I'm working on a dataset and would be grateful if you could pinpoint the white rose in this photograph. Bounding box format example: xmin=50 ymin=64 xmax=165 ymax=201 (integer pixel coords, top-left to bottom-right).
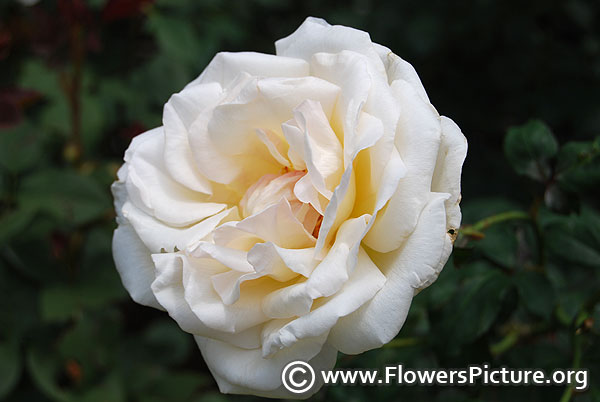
xmin=112 ymin=17 xmax=467 ymax=398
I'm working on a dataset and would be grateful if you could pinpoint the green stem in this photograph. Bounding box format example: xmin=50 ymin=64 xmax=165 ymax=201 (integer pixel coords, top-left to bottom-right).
xmin=558 ymin=325 xmax=584 ymax=402
xmin=384 ymin=337 xmax=421 ymax=348
xmin=490 ymin=329 xmax=520 ymax=356
xmin=460 ymin=210 xmax=531 ymax=237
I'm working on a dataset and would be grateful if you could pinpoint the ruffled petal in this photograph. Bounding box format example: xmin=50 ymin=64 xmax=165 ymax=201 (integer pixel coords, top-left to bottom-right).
xmin=373 ymin=44 xmax=430 ymax=103
xmin=163 ymin=82 xmax=222 ymax=193
xmin=150 ymin=253 xmax=262 ymax=349
xmin=188 ymin=76 xmax=340 ymax=191
xmin=315 ymin=111 xmax=382 ymax=255
xmin=125 ymin=127 xmax=226 ymax=226
xmin=262 ymin=247 xmax=385 ymax=357
xmin=328 ymin=192 xmax=450 ymax=354
xmin=235 ymin=198 xmax=316 ymax=249
xmin=196 ymin=334 xmax=337 ymax=398
xmin=248 ymin=242 xmax=318 ymax=279
xmin=275 ymin=17 xmax=384 ymax=75
xmin=262 ymin=215 xmax=369 ymax=319
xmin=122 ymin=202 xmax=235 ymax=253
xmin=187 ymin=52 xmax=309 ymax=87
xmin=282 ymin=99 xmax=343 ymax=198
xmin=432 ymin=116 xmax=468 ymax=231
xmin=182 ymin=253 xmax=278 ymax=333
xmin=112 ymin=223 xmax=163 ymax=310
xmin=363 ymin=79 xmax=442 ymax=252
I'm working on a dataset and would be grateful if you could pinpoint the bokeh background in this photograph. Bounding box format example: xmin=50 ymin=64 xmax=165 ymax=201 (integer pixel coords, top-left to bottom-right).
xmin=1 ymin=0 xmax=599 ymax=401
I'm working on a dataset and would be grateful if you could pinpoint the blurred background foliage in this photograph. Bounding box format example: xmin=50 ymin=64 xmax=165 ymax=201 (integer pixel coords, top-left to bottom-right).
xmin=0 ymin=0 xmax=599 ymax=401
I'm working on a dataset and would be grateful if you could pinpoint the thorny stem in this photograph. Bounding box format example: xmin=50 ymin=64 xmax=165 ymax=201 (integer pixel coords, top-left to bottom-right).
xmin=59 ymin=21 xmax=84 ymax=164
xmin=460 ymin=210 xmax=531 ymax=238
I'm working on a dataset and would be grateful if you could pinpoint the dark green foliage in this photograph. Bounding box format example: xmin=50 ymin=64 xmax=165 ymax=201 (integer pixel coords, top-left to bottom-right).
xmin=1 ymin=0 xmax=599 ymax=401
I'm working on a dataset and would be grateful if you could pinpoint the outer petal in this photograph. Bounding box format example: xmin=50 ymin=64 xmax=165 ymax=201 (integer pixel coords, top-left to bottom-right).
xmin=125 ymin=127 xmax=226 ymax=226
xmin=275 ymin=17 xmax=384 ymax=75
xmin=122 ymin=202 xmax=235 ymax=253
xmin=328 ymin=192 xmax=450 ymax=354
xmin=373 ymin=43 xmax=430 ymax=103
xmin=195 ymin=335 xmax=337 ymax=398
xmin=163 ymin=82 xmax=222 ymax=193
xmin=363 ymin=79 xmax=442 ymax=252
xmin=150 ymin=253 xmax=262 ymax=349
xmin=112 ymin=223 xmax=162 ymax=310
xmin=187 ymin=52 xmax=309 ymax=87
xmin=432 ymin=116 xmax=468 ymax=231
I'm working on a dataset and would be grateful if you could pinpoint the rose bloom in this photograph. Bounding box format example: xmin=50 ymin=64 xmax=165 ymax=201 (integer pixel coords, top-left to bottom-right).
xmin=112 ymin=17 xmax=467 ymax=398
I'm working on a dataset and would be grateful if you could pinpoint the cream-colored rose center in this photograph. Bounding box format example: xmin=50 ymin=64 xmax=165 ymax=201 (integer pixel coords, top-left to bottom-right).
xmin=239 ymin=169 xmax=323 ymax=237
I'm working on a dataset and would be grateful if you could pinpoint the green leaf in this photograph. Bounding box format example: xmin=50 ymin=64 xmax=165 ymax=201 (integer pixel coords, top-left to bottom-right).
xmin=40 ymin=271 xmax=126 ymax=323
xmin=80 ymin=373 xmax=125 ymax=402
xmin=556 ymin=291 xmax=588 ymax=325
xmin=18 ymin=169 xmax=110 ymax=226
xmin=27 ymin=347 xmax=72 ymax=402
xmin=0 ymin=208 xmax=36 ymax=245
xmin=504 ymin=119 xmax=558 ymax=181
xmin=0 ymin=259 xmax=39 ymax=335
xmin=425 ymin=258 xmax=460 ymax=309
xmin=476 ymin=224 xmax=518 ymax=268
xmin=541 ymin=206 xmax=600 ymax=269
xmin=439 ymin=265 xmax=512 ymax=345
xmin=0 ymin=122 xmax=43 ymax=172
xmin=140 ymin=372 xmax=205 ymax=402
xmin=143 ymin=320 xmax=192 ymax=366
xmin=191 ymin=392 xmax=229 ymax=402
xmin=514 ymin=271 xmax=555 ymax=319
xmin=19 ymin=61 xmax=70 ymax=136
xmin=40 ymin=287 xmax=81 ymax=322
xmin=147 ymin=13 xmax=200 ymax=67
xmin=0 ymin=338 xmax=22 ymax=399
xmin=556 ymin=137 xmax=600 ymax=193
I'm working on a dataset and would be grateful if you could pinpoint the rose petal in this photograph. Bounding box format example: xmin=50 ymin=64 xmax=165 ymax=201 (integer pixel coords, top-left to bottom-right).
xmin=112 ymin=223 xmax=163 ymax=310
xmin=182 ymin=253 xmax=279 ymax=332
xmin=363 ymin=79 xmax=442 ymax=252
xmin=248 ymin=242 xmax=318 ymax=279
xmin=255 ymin=128 xmax=291 ymax=167
xmin=163 ymin=82 xmax=222 ymax=193
xmin=235 ymin=198 xmax=316 ymax=249
xmin=262 ymin=215 xmax=369 ymax=318
xmin=122 ymin=202 xmax=235 ymax=253
xmin=195 ymin=333 xmax=337 ymax=397
xmin=262 ymin=247 xmax=385 ymax=357
xmin=124 ymin=127 xmax=226 ymax=226
xmin=282 ymin=99 xmax=343 ymax=198
xmin=150 ymin=253 xmax=262 ymax=349
xmin=373 ymin=43 xmax=430 ymax=103
xmin=187 ymin=52 xmax=309 ymax=88
xmin=432 ymin=116 xmax=468 ymax=231
xmin=328 ymin=192 xmax=450 ymax=354
xmin=276 ymin=17 xmax=384 ymax=75
xmin=189 ymin=76 xmax=340 ymax=190
xmin=315 ymin=111 xmax=382 ymax=255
